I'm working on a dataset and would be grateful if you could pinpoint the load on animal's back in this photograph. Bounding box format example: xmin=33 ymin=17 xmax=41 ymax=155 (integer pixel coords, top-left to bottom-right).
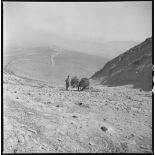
xmin=78 ymin=78 xmax=90 ymax=91
xmin=70 ymin=76 xmax=79 ymax=89
xmin=70 ymin=76 xmax=90 ymax=91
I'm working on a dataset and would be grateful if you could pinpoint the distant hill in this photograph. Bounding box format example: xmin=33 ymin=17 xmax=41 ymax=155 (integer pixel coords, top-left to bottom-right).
xmin=52 ymin=39 xmax=139 ymax=59
xmin=4 ymin=46 xmax=108 ymax=84
xmin=91 ymin=38 xmax=152 ymax=91
xmin=5 ymin=38 xmax=139 ymax=59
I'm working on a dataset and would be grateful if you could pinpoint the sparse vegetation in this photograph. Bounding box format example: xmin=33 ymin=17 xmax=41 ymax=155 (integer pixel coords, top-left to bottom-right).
xmin=132 ymin=59 xmax=140 ymax=65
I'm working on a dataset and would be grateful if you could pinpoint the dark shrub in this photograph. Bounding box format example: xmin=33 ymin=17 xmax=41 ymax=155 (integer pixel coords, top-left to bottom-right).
xmin=133 ymin=59 xmax=140 ymax=65
xmin=79 ymin=78 xmax=90 ymax=90
xmin=70 ymin=76 xmax=79 ymax=88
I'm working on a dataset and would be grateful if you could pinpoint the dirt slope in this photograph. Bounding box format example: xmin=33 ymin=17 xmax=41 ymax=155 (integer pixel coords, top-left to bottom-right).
xmin=91 ymin=38 xmax=152 ymax=91
xmin=3 ymin=72 xmax=152 ymax=153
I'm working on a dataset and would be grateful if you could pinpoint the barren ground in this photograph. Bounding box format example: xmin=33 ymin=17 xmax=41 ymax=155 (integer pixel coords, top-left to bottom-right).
xmin=3 ymin=72 xmax=152 ymax=153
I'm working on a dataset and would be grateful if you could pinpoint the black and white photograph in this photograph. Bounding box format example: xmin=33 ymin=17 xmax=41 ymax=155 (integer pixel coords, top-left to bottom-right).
xmin=3 ymin=1 xmax=153 ymax=153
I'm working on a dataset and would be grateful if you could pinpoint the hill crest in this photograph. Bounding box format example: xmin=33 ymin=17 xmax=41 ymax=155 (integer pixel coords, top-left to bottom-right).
xmin=91 ymin=37 xmax=152 ymax=91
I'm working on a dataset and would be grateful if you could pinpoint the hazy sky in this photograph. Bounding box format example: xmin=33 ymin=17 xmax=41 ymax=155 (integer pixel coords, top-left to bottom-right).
xmin=4 ymin=2 xmax=152 ymax=47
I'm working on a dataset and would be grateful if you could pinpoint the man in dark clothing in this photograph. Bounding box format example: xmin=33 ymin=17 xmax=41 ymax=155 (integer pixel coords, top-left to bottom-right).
xmin=65 ymin=75 xmax=70 ymax=90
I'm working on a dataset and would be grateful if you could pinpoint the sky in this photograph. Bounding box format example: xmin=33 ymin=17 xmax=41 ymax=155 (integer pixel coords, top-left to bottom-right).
xmin=4 ymin=2 xmax=152 ymax=47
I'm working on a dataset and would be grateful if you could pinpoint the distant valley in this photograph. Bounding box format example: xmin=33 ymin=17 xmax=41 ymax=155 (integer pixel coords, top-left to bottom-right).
xmin=4 ymin=46 xmax=108 ymax=84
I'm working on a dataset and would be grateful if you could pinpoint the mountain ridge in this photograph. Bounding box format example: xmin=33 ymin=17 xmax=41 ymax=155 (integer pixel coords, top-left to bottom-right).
xmin=91 ymin=37 xmax=152 ymax=91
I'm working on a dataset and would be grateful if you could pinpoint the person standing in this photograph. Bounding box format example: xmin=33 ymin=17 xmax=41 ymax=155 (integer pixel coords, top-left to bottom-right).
xmin=65 ymin=75 xmax=70 ymax=91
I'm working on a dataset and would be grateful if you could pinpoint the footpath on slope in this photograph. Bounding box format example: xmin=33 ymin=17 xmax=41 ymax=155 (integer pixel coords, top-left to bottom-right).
xmin=50 ymin=52 xmax=59 ymax=65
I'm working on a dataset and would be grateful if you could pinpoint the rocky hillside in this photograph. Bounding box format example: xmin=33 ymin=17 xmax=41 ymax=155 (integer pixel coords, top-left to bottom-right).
xmin=91 ymin=38 xmax=152 ymax=91
xmin=3 ymin=71 xmax=152 ymax=153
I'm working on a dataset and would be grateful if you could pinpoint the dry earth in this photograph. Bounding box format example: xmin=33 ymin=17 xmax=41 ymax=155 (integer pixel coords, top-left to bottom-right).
xmin=3 ymin=72 xmax=152 ymax=153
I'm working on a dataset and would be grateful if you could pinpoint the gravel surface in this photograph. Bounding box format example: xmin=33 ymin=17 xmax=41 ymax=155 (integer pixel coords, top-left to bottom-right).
xmin=3 ymin=72 xmax=152 ymax=153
